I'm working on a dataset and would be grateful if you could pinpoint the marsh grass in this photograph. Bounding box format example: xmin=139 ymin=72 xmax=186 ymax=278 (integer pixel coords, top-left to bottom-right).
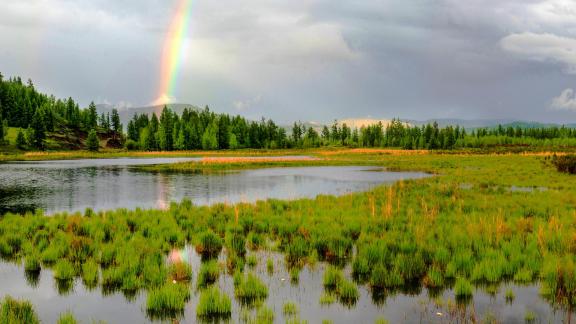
xmin=323 ymin=266 xmax=344 ymax=289
xmin=266 ymin=258 xmax=274 ymax=275
xmin=235 ymin=272 xmax=268 ymax=304
xmin=146 ymin=283 xmax=190 ymax=318
xmin=196 ymin=230 xmax=223 ymax=258
xmin=505 ymin=289 xmax=515 ymax=303
xmin=337 ymin=279 xmax=360 ymax=305
xmin=283 ymin=301 xmax=299 ymax=316
xmin=290 ymin=267 xmax=300 ymax=285
xmin=196 ymin=286 xmax=232 ymax=320
xmin=319 ymin=293 xmax=336 ymax=306
xmin=197 ymin=260 xmax=220 ymax=288
xmin=0 ymin=296 xmax=39 ymax=324
xmin=168 ymin=262 xmax=193 ymax=283
xmin=57 ymin=311 xmax=78 ymax=324
xmin=24 ymin=254 xmax=41 ymax=272
xmin=54 ymin=260 xmax=75 ymax=281
xmin=247 ymin=255 xmax=258 ymax=268
xmin=81 ymin=259 xmax=99 ymax=288
xmin=454 ymin=278 xmax=473 ymax=300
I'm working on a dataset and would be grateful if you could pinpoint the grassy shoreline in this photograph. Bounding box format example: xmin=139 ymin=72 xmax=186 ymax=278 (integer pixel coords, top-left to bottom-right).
xmin=1 ymin=146 xmax=573 ymax=162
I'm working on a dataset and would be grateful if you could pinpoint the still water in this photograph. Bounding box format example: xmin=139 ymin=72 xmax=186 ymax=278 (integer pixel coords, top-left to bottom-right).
xmin=0 ymin=249 xmax=569 ymax=324
xmin=0 ymin=157 xmax=430 ymax=215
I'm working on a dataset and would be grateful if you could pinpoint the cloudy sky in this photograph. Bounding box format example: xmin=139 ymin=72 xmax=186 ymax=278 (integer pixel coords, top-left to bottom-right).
xmin=1 ymin=0 xmax=576 ymax=123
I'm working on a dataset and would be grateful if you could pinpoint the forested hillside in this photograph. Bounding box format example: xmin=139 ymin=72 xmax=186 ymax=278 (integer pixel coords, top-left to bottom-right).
xmin=0 ymin=74 xmax=122 ymax=150
xmin=3 ymin=73 xmax=576 ymax=152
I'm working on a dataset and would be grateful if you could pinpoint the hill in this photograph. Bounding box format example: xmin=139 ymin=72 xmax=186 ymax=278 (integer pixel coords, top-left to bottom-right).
xmin=96 ymin=103 xmax=200 ymax=126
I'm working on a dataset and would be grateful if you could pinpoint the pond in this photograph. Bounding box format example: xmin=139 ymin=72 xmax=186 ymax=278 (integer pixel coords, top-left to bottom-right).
xmin=0 ymin=157 xmax=567 ymax=323
xmin=0 ymin=248 xmax=569 ymax=324
xmin=0 ymin=157 xmax=430 ymax=215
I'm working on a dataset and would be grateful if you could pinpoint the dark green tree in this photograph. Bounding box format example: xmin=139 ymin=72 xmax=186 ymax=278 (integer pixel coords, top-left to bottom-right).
xmin=15 ymin=129 xmax=26 ymax=149
xmin=87 ymin=102 xmax=98 ymax=129
xmin=30 ymin=110 xmax=45 ymax=150
xmin=86 ymin=129 xmax=99 ymax=151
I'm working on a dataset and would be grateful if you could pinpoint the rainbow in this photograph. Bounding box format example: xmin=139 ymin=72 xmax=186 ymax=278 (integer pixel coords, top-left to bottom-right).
xmin=157 ymin=0 xmax=193 ymax=105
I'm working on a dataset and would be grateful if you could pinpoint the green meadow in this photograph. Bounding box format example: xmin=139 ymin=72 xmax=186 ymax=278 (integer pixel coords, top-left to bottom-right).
xmin=1 ymin=149 xmax=575 ymax=322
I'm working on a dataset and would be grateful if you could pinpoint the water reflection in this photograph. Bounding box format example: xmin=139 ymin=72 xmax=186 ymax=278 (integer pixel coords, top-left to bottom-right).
xmin=0 ymin=159 xmax=430 ymax=215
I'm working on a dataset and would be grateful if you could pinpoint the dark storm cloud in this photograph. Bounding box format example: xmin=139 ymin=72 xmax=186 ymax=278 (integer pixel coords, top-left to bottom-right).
xmin=1 ymin=0 xmax=576 ymax=123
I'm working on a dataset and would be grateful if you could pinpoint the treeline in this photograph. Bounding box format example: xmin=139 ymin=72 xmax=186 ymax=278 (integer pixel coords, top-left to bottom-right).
xmin=126 ymin=107 xmax=288 ymax=150
xmin=0 ymin=74 xmax=122 ymax=149
xmin=4 ymin=73 xmax=576 ymax=151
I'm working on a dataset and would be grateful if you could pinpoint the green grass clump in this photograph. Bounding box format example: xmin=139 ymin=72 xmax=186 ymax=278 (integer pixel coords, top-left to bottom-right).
xmin=54 ymin=259 xmax=75 ymax=281
xmin=525 ymin=310 xmax=536 ymax=323
xmin=352 ymin=257 xmax=370 ymax=282
xmin=337 ymin=279 xmax=359 ymax=304
xmin=235 ymin=272 xmax=268 ymax=302
xmin=24 ymin=254 xmax=41 ymax=272
xmin=227 ymin=232 xmax=246 ymax=256
xmin=290 ymin=267 xmax=300 ymax=284
xmin=266 ymin=258 xmax=274 ymax=275
xmin=168 ymin=262 xmax=193 ymax=283
xmin=319 ymin=292 xmax=336 ymax=305
xmin=196 ymin=286 xmax=232 ymax=319
xmin=323 ymin=266 xmax=344 ymax=289
xmin=247 ymin=255 xmax=258 ymax=268
xmin=57 ymin=311 xmax=78 ymax=324
xmin=102 ymin=267 xmax=124 ymax=288
xmin=81 ymin=259 xmax=99 ymax=287
xmin=283 ymin=301 xmax=299 ymax=316
xmin=424 ymin=267 xmax=444 ymax=288
xmin=0 ymin=296 xmax=39 ymax=324
xmin=196 ymin=231 xmax=223 ymax=258
xmin=285 ymin=237 xmax=310 ymax=266
xmin=369 ymin=264 xmax=387 ymax=288
xmin=454 ymin=277 xmax=473 ymax=299
xmin=197 ymin=261 xmax=220 ymax=288
xmin=146 ymin=283 xmax=190 ymax=315
xmin=513 ymin=268 xmax=533 ymax=283
xmin=375 ymin=318 xmax=390 ymax=324
xmin=505 ymin=289 xmax=515 ymax=303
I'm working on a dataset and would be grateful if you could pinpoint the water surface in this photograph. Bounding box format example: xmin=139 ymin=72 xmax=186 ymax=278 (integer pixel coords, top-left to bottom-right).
xmin=0 ymin=158 xmax=429 ymax=215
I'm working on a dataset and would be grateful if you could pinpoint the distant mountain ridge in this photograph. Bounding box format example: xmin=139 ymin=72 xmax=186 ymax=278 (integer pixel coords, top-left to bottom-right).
xmin=95 ymin=103 xmax=200 ymax=126
xmin=95 ymin=103 xmax=576 ymax=131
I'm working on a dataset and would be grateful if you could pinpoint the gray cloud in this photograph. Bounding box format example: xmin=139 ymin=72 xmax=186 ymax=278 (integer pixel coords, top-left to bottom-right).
xmin=1 ymin=0 xmax=576 ymax=123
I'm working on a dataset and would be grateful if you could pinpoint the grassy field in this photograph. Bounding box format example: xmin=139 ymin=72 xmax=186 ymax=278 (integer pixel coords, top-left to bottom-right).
xmin=0 ymin=150 xmax=575 ymax=322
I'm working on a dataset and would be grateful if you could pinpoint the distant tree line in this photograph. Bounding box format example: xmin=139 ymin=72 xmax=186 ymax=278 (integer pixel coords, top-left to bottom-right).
xmin=0 ymin=73 xmax=122 ymax=150
xmin=3 ymin=73 xmax=576 ymax=151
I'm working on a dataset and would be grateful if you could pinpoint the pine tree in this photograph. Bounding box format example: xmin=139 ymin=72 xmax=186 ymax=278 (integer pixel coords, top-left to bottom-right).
xmin=30 ymin=110 xmax=45 ymax=150
xmin=86 ymin=129 xmax=99 ymax=151
xmin=87 ymin=102 xmax=98 ymax=129
xmin=111 ymin=108 xmax=122 ymax=134
xmin=202 ymin=120 xmax=219 ymax=150
xmin=15 ymin=129 xmax=26 ymax=149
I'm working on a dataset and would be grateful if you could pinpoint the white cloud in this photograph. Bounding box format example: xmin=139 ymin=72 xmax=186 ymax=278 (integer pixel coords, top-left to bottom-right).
xmin=151 ymin=94 xmax=177 ymax=106
xmin=500 ymin=32 xmax=576 ymax=73
xmin=550 ymin=88 xmax=576 ymax=111
xmin=233 ymin=95 xmax=262 ymax=111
